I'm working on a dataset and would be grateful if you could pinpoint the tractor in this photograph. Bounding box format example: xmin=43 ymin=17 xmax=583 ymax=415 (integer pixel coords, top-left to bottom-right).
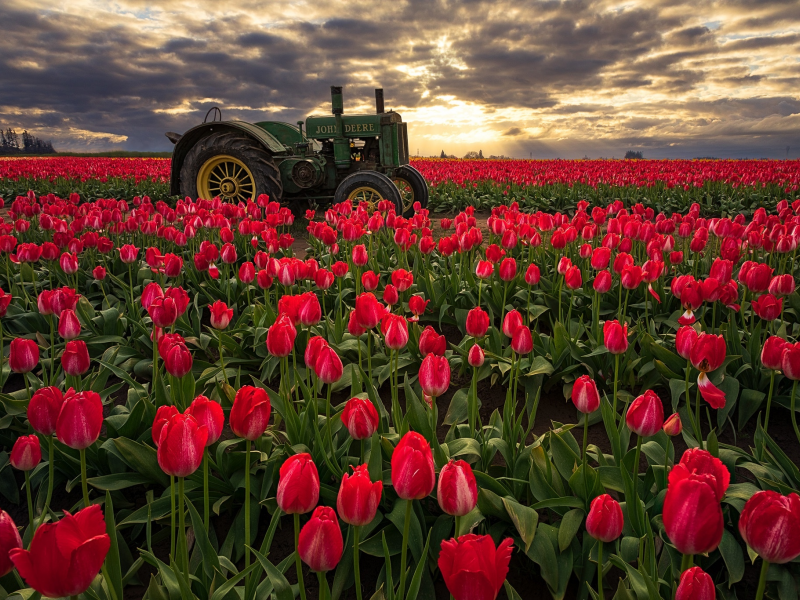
xmin=166 ymin=86 xmax=428 ymax=217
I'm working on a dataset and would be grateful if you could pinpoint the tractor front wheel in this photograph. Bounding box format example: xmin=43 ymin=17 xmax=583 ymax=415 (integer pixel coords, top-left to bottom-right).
xmin=334 ymin=171 xmax=403 ymax=214
xmin=392 ymin=165 xmax=429 ymax=218
xmin=180 ymin=131 xmax=282 ymax=203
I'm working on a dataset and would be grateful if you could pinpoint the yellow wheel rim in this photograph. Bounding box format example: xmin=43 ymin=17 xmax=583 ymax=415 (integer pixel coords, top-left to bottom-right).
xmin=392 ymin=177 xmax=415 ymax=214
xmin=347 ymin=186 xmax=385 ymax=213
xmin=197 ymin=154 xmax=255 ymax=202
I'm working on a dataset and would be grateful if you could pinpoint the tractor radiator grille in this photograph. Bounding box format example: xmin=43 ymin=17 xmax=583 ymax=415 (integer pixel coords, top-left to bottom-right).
xmin=397 ymin=123 xmax=409 ymax=165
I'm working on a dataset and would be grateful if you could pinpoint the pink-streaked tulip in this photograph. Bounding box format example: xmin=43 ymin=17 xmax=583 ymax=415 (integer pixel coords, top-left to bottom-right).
xmin=298 ymin=506 xmax=344 ymax=572
xmin=230 ymin=386 xmax=271 ymax=441
xmin=498 ymin=258 xmax=517 ymax=282
xmin=585 ymin=494 xmax=624 ymax=543
xmin=10 ymin=435 xmax=41 ymax=471
xmin=675 ymin=567 xmax=715 ymax=600
xmin=783 ymin=342 xmax=800 ymax=380
xmin=510 ymin=326 xmax=533 ymax=354
xmin=147 ymin=296 xmax=178 ymax=328
xmin=391 ymin=431 xmax=435 ymax=500
xmin=502 ymin=310 xmax=523 ymax=338
xmin=752 ymin=293 xmax=782 ymax=321
xmin=762 ymin=335 xmax=787 ymax=371
xmin=437 ymin=460 xmax=478 ymax=517
xmin=27 ymin=386 xmax=65 ymax=435
xmin=118 ymin=244 xmax=139 ymax=263
xmin=266 ymin=314 xmax=297 ymax=357
xmin=341 ymin=398 xmax=380 ymax=440
xmin=383 ymin=283 xmax=399 ymax=306
xmin=58 ymin=309 xmax=82 ymax=340
xmin=315 ymin=345 xmax=343 ymax=384
xmin=524 ymin=263 xmax=540 ymax=285
xmin=337 ymin=464 xmax=383 ymax=526
xmin=157 ymin=413 xmax=207 ymax=477
xmin=209 ymin=300 xmax=233 ymax=329
xmin=468 ymin=344 xmax=485 ymax=367
xmin=625 ymin=390 xmax=664 ymax=437
xmin=0 ymin=510 xmax=22 ymax=577
xmin=56 ymin=390 xmax=103 ymax=450
xmin=739 ymin=490 xmax=800 ymax=564
xmin=419 ymin=353 xmax=451 ymax=398
xmin=593 ymin=270 xmax=612 ymax=294
xmin=297 ymin=292 xmax=322 ymax=326
xmin=663 ymin=413 xmax=682 ymax=436
xmin=475 ymin=260 xmax=494 ymax=279
xmin=675 ymin=326 xmax=698 ymax=360
xmin=355 ymin=293 xmax=383 ymax=330
xmin=277 ymin=453 xmax=320 ymax=514
xmin=62 ymin=340 xmax=90 ymax=376
xmin=769 ymin=274 xmax=795 ymax=297
xmin=9 ymin=338 xmax=39 ymax=373
xmin=381 ymin=313 xmax=409 ymax=350
xmin=152 ymin=405 xmax=179 ymax=447
xmin=564 ymin=265 xmax=582 ymax=289
xmin=603 ymin=320 xmax=628 ymax=354
xmin=158 ymin=334 xmax=193 ymax=378
xmin=572 ymin=375 xmax=600 ymax=414
xmin=663 ymin=474 xmax=724 ymax=555
xmin=419 ymin=326 xmax=447 ymax=356
xmin=186 ymin=395 xmax=225 ymax=446
xmin=438 ymin=535 xmax=513 ymax=600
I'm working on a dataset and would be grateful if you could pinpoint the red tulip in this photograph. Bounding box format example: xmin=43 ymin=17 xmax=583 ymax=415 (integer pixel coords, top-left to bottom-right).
xmin=564 ymin=265 xmax=582 ymax=289
xmin=752 ymin=293 xmax=782 ymax=321
xmin=230 ymin=386 xmax=271 ymax=440
xmin=381 ymin=313 xmax=409 ymax=350
xmin=59 ymin=252 xmax=79 ymax=275
xmin=675 ymin=567 xmax=715 ymax=600
xmin=762 ymin=335 xmax=787 ymax=371
xmin=148 ymin=296 xmax=178 ymax=328
xmin=238 ymin=261 xmax=255 ymax=283
xmin=92 ymin=266 xmax=106 ymax=280
xmin=341 ymin=398 xmax=379 ymax=440
xmin=783 ymin=342 xmax=800 ymax=380
xmin=510 ymin=326 xmax=533 ymax=354
xmin=675 ymin=326 xmax=698 ymax=360
xmin=27 ymin=386 xmax=65 ymax=435
xmin=475 ymin=260 xmax=494 ymax=279
xmin=466 ymin=307 xmax=490 ymax=337
xmin=408 ymin=295 xmax=429 ymax=317
xmin=663 ymin=473 xmax=724 ymax=555
xmin=0 ymin=510 xmax=22 ymax=577
xmin=498 ymin=258 xmax=517 ymax=282
xmin=437 ymin=460 xmax=478 ymax=517
xmin=9 ymin=338 xmax=39 ymax=373
xmin=186 ymin=395 xmax=225 ymax=445
xmin=157 ymin=413 xmax=207 ymax=477
xmin=9 ymin=504 xmax=110 ymax=598
xmin=360 ymin=270 xmax=378 ymax=292
xmin=266 ymin=314 xmax=297 ymax=357
xmin=501 ymin=309 xmax=523 ymax=338
xmin=209 ymin=300 xmax=233 ymax=329
xmin=769 ymin=274 xmax=795 ymax=297
xmin=690 ymin=333 xmax=725 ymax=372
xmin=337 ymin=464 xmax=383 ymax=526
xmin=305 ymin=335 xmax=329 ymax=369
xmin=558 ymin=256 xmax=572 ymax=275
xmin=391 ymin=431 xmax=435 ymax=500
xmin=485 ymin=244 xmax=505 ymax=263
xmin=620 ymin=264 xmax=643 ymax=289
xmin=593 ymin=270 xmax=612 ymax=294
xmin=739 ymin=490 xmax=800 ymax=564
xmin=438 ymin=534 xmax=514 ymax=600
xmin=585 ymin=494 xmax=624 ymax=542
xmin=118 ymin=244 xmax=139 ymax=263
xmin=625 ymin=390 xmax=664 ymax=437
xmin=383 ymin=284 xmax=399 ymax=305
xmin=591 ymin=247 xmax=611 ymax=270
xmin=58 ymin=309 xmax=82 ymax=340
xmin=468 ymin=344 xmax=485 ymax=367
xmin=331 ymin=261 xmax=348 ymax=278
xmin=141 ymin=282 xmax=164 ymax=310
xmin=158 ymin=334 xmax=193 ymax=377
xmin=419 ymin=353 xmax=451 ymax=398
xmin=524 ymin=263 xmax=540 ymax=285
xmin=152 ymin=405 xmax=179 ymax=446
xmin=277 ymin=453 xmax=320 ymax=514
xmin=745 ymin=263 xmax=773 ymax=293
xmin=391 ymin=269 xmax=413 ymax=292
xmin=670 ymin=448 xmax=730 ymax=501
xmin=298 ymin=292 xmax=322 ymax=326
xmin=352 ymin=244 xmax=368 ymax=266
xmin=298 ymin=506 xmax=344 ymax=572
xmin=355 ymin=293 xmax=383 ymax=330
xmin=62 ymin=339 xmax=90 ymax=376
xmin=603 ymin=320 xmax=628 ymax=354
xmin=663 ymin=413 xmax=682 ymax=436
xmin=10 ymin=434 xmax=41 ymax=471
xmin=315 ymin=345 xmax=343 ymax=384
xmin=56 ymin=390 xmax=103 ymax=450
xmin=419 ymin=326 xmax=447 ymax=356
xmin=572 ymin=375 xmax=600 ymax=414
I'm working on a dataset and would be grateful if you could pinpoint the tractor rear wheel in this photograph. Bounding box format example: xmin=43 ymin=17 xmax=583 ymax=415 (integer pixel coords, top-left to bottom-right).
xmin=392 ymin=165 xmax=429 ymax=218
xmin=334 ymin=171 xmax=402 ymax=214
xmin=180 ymin=131 xmax=282 ymax=203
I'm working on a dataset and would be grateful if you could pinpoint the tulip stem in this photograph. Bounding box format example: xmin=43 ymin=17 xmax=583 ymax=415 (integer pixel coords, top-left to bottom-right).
xmin=612 ymin=354 xmax=620 ymax=420
xmin=397 ymin=500 xmax=413 ymax=600
xmin=24 ymin=470 xmax=33 ymax=533
xmin=79 ymin=448 xmax=90 ymax=508
xmin=683 ymin=359 xmax=698 ymax=441
xmin=244 ymin=439 xmax=251 ymax=574
xmin=41 ymin=436 xmax=54 ymax=527
xmin=454 ymin=515 xmax=461 ymax=538
xmin=763 ymin=369 xmax=776 ymax=439
xmin=170 ymin=475 xmax=176 ymax=560
xmin=353 ymin=525 xmax=362 ymax=600
xmin=694 ymin=384 xmax=703 ymax=450
xmin=218 ymin=333 xmax=226 ymax=386
xmin=663 ymin=437 xmax=671 ymax=490
xmin=179 ymin=477 xmax=189 ymax=587
xmin=203 ymin=449 xmax=210 ymax=532
xmin=632 ymin=435 xmax=643 ymax=489
xmin=790 ymin=381 xmax=800 ymax=447
xmin=755 ymin=559 xmax=770 ymax=600
xmin=317 ymin=571 xmax=330 ymax=600
xmin=48 ymin=314 xmax=55 ymax=384
xmin=582 ymin=414 xmax=590 ymax=507
xmin=469 ymin=364 xmax=478 ymax=436
xmin=500 ymin=282 xmax=508 ymax=328
xmin=597 ymin=541 xmax=604 ymax=600
xmin=679 ymin=553 xmax=693 ymax=574
xmin=294 ymin=513 xmax=307 ymax=600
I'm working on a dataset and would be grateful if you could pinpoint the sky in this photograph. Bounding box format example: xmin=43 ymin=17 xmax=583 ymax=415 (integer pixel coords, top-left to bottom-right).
xmin=1 ymin=0 xmax=799 ymax=158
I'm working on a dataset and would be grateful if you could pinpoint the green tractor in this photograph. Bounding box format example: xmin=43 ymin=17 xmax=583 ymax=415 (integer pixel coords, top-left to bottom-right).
xmin=166 ymin=86 xmax=427 ymax=216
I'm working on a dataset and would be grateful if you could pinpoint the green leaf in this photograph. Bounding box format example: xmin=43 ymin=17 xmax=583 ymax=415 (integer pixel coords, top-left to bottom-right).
xmin=186 ymin=497 xmax=221 ymax=581
xmin=104 ymin=492 xmax=124 ymax=600
xmin=209 ymin=562 xmax=259 ymax=600
xmin=503 ymin=581 xmax=524 ymax=600
xmin=557 ymin=509 xmax=584 ymax=553
xmin=719 ymin=529 xmax=744 ymax=587
xmin=527 ymin=525 xmax=559 ymax=591
xmin=112 ymin=437 xmax=169 ymax=487
xmin=502 ymin=498 xmax=539 ymax=553
xmin=250 ymin=547 xmax=293 ymax=600
xmin=406 ymin=529 xmax=432 ymax=600
xmin=88 ymin=473 xmax=152 ymax=491
xmin=738 ymin=389 xmax=765 ymax=430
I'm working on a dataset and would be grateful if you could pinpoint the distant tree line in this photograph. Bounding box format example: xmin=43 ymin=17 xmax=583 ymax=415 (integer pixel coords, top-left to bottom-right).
xmin=0 ymin=128 xmax=56 ymax=155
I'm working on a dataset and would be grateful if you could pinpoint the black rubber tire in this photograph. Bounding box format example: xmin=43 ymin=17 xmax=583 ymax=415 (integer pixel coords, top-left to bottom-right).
xmin=393 ymin=165 xmax=429 ymax=218
xmin=333 ymin=171 xmax=403 ymax=213
xmin=179 ymin=130 xmax=283 ymax=202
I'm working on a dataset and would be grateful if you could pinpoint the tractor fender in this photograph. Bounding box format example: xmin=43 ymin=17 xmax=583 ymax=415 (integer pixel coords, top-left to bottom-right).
xmin=169 ymin=121 xmax=287 ymax=196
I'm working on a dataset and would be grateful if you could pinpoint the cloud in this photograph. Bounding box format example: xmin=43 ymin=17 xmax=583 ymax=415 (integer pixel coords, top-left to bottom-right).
xmin=0 ymin=0 xmax=798 ymax=157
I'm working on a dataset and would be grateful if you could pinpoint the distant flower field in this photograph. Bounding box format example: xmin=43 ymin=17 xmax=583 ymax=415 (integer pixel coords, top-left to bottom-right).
xmin=1 ymin=157 xmax=799 ymax=214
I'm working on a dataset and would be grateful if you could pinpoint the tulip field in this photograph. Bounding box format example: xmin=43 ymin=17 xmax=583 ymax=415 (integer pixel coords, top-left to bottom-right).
xmin=0 ymin=160 xmax=799 ymax=600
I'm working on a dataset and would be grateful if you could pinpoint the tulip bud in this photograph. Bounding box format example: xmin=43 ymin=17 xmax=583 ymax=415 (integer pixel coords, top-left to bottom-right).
xmin=315 ymin=345 xmax=343 ymax=384
xmin=586 ymin=494 xmax=624 ymax=542
xmin=739 ymin=490 xmax=800 ymax=564
xmin=498 ymin=258 xmax=517 ymax=282
xmin=10 ymin=435 xmax=41 ymax=471
xmin=209 ymin=300 xmax=233 ymax=329
xmin=783 ymin=342 xmax=800 ymax=380
xmin=762 ymin=335 xmax=787 ymax=371
xmin=62 ymin=340 xmax=90 ymax=376
xmin=675 ymin=326 xmax=698 ymax=360
xmin=593 ymin=270 xmax=612 ymax=294
xmin=186 ymin=395 xmax=225 ymax=446
xmin=58 ymin=309 xmax=82 ymax=340
xmin=437 ymin=460 xmax=478 ymax=517
xmin=383 ymin=284 xmax=399 ymax=305
xmin=663 ymin=413 xmax=682 ymax=436
xmin=381 ymin=313 xmax=408 ymax=350
xmin=230 ymin=386 xmax=271 ymax=441
xmin=468 ymin=344 xmax=485 ymax=368
xmin=28 ymin=386 xmax=65 ymax=435
xmin=419 ymin=353 xmax=451 ymax=398
xmin=266 ymin=314 xmax=297 ymax=357
xmin=438 ymin=535 xmax=513 ymax=600
xmin=298 ymin=506 xmax=344 ymax=573
xmin=341 ymin=398 xmax=379 ymax=440
xmin=564 ymin=265 xmax=582 ymax=290
xmin=337 ymin=464 xmax=383 ymax=526
xmin=297 ymin=292 xmax=322 ymax=326
xmin=157 ymin=413 xmax=207 ymax=477
xmin=0 ymin=510 xmax=22 ymax=577
xmin=502 ymin=310 xmax=523 ymax=338
xmin=625 ymin=390 xmax=664 ymax=437
xmin=277 ymin=453 xmax=320 ymax=514
xmin=510 ymin=326 xmax=533 ymax=354
xmin=56 ymin=390 xmax=103 ymax=450
xmin=572 ymin=375 xmax=600 ymax=414
xmin=391 ymin=431 xmax=435 ymax=500
xmin=9 ymin=338 xmax=39 ymax=373
xmin=158 ymin=334 xmax=193 ymax=378
xmin=675 ymin=567 xmax=715 ymax=600
xmin=466 ymin=307 xmax=490 ymax=338
xmin=603 ymin=320 xmax=628 ymax=354
xmin=355 ymin=293 xmax=383 ymax=330
xmin=419 ymin=326 xmax=447 ymax=356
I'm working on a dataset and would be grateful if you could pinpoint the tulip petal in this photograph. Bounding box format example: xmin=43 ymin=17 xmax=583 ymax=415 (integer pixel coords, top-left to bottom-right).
xmin=698 ymin=373 xmax=726 ymax=409
xmin=647 ymin=284 xmax=661 ymax=303
xmin=677 ymin=310 xmax=696 ymax=326
xmin=65 ymin=534 xmax=111 ymax=596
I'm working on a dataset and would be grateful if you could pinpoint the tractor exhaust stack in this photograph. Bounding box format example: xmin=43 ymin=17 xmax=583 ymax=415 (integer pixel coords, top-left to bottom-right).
xmin=330 ymin=86 xmax=349 ymax=169
xmin=375 ymin=89 xmax=384 ymax=114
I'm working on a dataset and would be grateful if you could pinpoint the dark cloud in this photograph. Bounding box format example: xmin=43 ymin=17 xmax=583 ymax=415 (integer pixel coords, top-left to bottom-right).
xmin=0 ymin=0 xmax=799 ymax=157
